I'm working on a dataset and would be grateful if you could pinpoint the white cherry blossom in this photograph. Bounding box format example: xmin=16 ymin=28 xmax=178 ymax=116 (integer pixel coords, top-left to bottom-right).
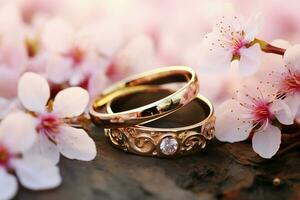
xmin=269 ymin=44 xmax=300 ymax=117
xmin=215 ymin=81 xmax=295 ymax=158
xmin=0 ymin=111 xmax=61 ymax=200
xmin=40 ymin=17 xmax=102 ymax=86
xmin=39 ymin=17 xmax=156 ymax=98
xmin=199 ymin=13 xmax=263 ymax=76
xmin=18 ymin=72 xmax=97 ymax=164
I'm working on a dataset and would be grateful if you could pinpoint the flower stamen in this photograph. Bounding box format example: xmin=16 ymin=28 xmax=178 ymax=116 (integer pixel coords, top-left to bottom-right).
xmin=38 ymin=114 xmax=61 ymax=137
xmin=65 ymin=46 xmax=85 ymax=65
xmin=252 ymin=102 xmax=273 ymax=124
xmin=281 ymin=70 xmax=300 ymax=95
xmin=0 ymin=145 xmax=10 ymax=167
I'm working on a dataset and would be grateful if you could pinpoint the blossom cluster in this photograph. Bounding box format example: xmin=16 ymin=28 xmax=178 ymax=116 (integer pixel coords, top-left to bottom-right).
xmin=199 ymin=13 xmax=300 ymax=158
xmin=0 ymin=72 xmax=97 ymax=199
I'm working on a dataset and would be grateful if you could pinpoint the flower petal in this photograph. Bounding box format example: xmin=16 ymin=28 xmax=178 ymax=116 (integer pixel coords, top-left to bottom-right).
xmin=239 ymin=44 xmax=261 ymax=76
xmin=237 ymin=79 xmax=278 ymax=104
xmin=52 ymin=87 xmax=89 ymax=118
xmin=284 ymin=44 xmax=300 ymax=68
xmin=41 ymin=17 xmax=74 ymax=53
xmin=0 ymin=67 xmax=19 ymax=99
xmin=215 ymin=100 xmax=251 ymax=142
xmin=45 ymin=54 xmax=73 ymax=84
xmin=18 ymin=72 xmax=50 ymax=112
xmin=56 ymin=126 xmax=96 ymax=161
xmin=284 ymin=94 xmax=300 ymax=119
xmin=0 ymin=98 xmax=10 ymax=119
xmin=25 ymin=133 xmax=60 ymax=165
xmin=114 ymin=35 xmax=156 ymax=76
xmin=252 ymin=125 xmax=281 ymax=159
xmin=198 ymin=37 xmax=233 ymax=74
xmin=0 ymin=167 xmax=18 ymax=200
xmin=88 ymin=71 xmax=109 ymax=98
xmin=12 ymin=156 xmax=61 ymax=190
xmin=0 ymin=111 xmax=37 ymax=153
xmin=271 ymin=99 xmax=295 ymax=125
xmin=212 ymin=13 xmax=245 ymax=33
xmin=244 ymin=12 xmax=264 ymax=42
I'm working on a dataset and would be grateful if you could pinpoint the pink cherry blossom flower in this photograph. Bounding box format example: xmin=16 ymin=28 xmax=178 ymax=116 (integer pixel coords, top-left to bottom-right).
xmin=40 ymin=17 xmax=156 ymax=97
xmin=199 ymin=13 xmax=263 ymax=76
xmin=269 ymin=44 xmax=300 ymax=117
xmin=84 ymin=31 xmax=156 ymax=97
xmin=0 ymin=111 xmax=61 ymax=200
xmin=215 ymin=81 xmax=295 ymax=158
xmin=18 ymin=72 xmax=97 ymax=164
xmin=40 ymin=17 xmax=100 ymax=86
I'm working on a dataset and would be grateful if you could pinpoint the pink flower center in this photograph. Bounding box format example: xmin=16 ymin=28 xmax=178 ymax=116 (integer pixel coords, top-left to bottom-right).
xmin=106 ymin=60 xmax=118 ymax=80
xmin=66 ymin=46 xmax=85 ymax=65
xmin=38 ymin=114 xmax=61 ymax=136
xmin=105 ymin=58 xmax=129 ymax=81
xmin=252 ymin=102 xmax=273 ymax=124
xmin=232 ymin=38 xmax=245 ymax=56
xmin=281 ymin=71 xmax=300 ymax=95
xmin=212 ymin=16 xmax=248 ymax=58
xmin=0 ymin=145 xmax=10 ymax=167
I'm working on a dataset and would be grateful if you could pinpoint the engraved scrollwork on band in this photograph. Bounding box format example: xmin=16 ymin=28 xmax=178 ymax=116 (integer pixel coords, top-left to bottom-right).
xmin=181 ymin=131 xmax=207 ymax=152
xmin=201 ymin=116 xmax=216 ymax=140
xmin=105 ymin=115 xmax=215 ymax=157
xmin=105 ymin=129 xmax=130 ymax=151
xmin=131 ymin=133 xmax=156 ymax=154
xmin=124 ymin=127 xmax=157 ymax=154
xmin=105 ymin=128 xmax=157 ymax=154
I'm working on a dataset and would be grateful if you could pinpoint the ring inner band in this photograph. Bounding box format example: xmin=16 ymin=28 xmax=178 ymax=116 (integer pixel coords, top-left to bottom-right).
xmin=107 ymin=89 xmax=212 ymax=131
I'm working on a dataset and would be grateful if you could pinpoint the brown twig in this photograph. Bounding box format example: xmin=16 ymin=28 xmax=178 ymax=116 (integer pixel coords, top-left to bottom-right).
xmin=262 ymin=43 xmax=286 ymax=55
xmin=252 ymin=38 xmax=286 ymax=55
xmin=64 ymin=113 xmax=93 ymax=132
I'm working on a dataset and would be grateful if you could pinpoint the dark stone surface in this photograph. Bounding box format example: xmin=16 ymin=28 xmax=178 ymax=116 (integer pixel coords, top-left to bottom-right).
xmin=15 ymin=127 xmax=300 ymax=200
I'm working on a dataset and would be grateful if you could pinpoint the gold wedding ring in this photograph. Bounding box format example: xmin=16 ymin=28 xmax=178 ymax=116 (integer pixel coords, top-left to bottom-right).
xmin=89 ymin=66 xmax=215 ymax=157
xmin=104 ymin=87 xmax=215 ymax=157
xmin=90 ymin=66 xmax=198 ymax=128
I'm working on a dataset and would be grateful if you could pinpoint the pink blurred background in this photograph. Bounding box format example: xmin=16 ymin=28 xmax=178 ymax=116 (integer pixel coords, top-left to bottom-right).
xmin=0 ymin=0 xmax=299 ymax=104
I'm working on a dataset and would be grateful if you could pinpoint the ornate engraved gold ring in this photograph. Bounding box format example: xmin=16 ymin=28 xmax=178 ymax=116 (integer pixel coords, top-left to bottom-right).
xmin=104 ymin=88 xmax=215 ymax=158
xmin=90 ymin=66 xmax=198 ymax=128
